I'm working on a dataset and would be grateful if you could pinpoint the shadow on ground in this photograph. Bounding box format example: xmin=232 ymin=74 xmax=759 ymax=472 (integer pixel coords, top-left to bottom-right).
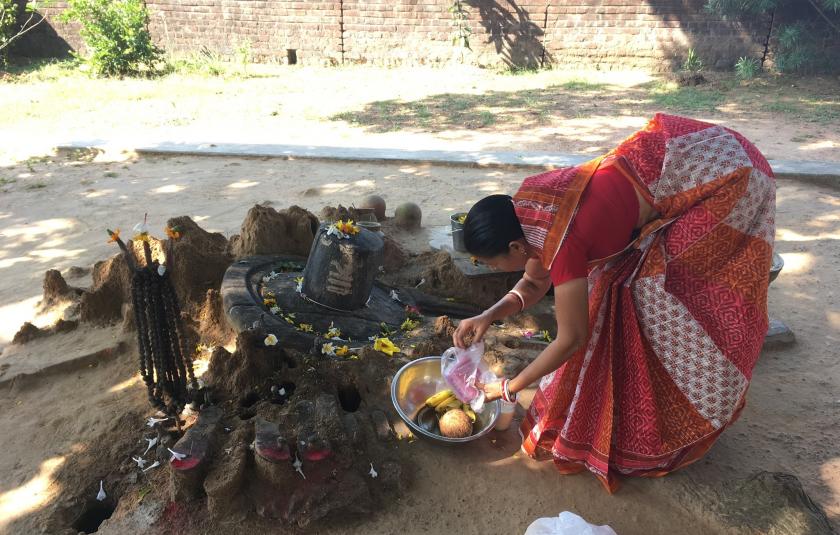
xmin=330 ymin=76 xmax=840 ymax=135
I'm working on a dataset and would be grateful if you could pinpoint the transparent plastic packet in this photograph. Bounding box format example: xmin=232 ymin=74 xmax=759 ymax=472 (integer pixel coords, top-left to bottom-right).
xmin=440 ymin=341 xmax=496 ymax=412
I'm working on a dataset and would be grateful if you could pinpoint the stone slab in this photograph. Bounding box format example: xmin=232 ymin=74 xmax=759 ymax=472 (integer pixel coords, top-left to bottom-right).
xmin=57 ymin=141 xmax=840 ymax=190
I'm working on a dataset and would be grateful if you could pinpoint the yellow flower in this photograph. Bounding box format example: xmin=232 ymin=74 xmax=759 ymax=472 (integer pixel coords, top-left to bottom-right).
xmin=335 ymin=219 xmax=360 ymax=235
xmin=107 ymin=228 xmax=120 ymax=243
xmin=133 ymin=232 xmax=150 ymax=243
xmin=298 ymin=323 xmax=314 ymax=333
xmin=164 ymin=225 xmax=182 ymax=240
xmin=264 ymin=334 xmax=278 ymax=346
xmin=335 ymin=345 xmax=351 ymax=357
xmin=373 ymin=337 xmax=400 ymax=357
xmin=263 ymin=297 xmax=277 ymax=307
xmin=456 ymin=214 xmax=467 ymax=224
xmin=401 ymin=318 xmax=419 ymax=331
xmin=539 ymin=330 xmax=553 ymax=343
xmin=326 ymin=323 xmax=342 ymax=339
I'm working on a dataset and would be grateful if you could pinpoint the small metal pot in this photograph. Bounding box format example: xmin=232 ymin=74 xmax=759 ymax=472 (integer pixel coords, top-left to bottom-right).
xmin=450 ymin=212 xmax=468 ymax=253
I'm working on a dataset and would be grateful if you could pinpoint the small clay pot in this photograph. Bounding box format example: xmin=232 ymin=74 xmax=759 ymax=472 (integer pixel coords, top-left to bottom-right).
xmin=360 ymin=195 xmax=386 ymax=221
xmin=357 ymin=220 xmax=383 ymax=236
xmin=354 ymin=207 xmax=378 ymax=223
xmin=394 ymin=202 xmax=422 ymax=230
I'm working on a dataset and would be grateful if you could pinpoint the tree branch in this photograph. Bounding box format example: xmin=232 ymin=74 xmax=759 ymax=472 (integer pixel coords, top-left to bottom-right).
xmin=806 ymin=0 xmax=840 ymax=34
xmin=0 ymin=11 xmax=47 ymax=52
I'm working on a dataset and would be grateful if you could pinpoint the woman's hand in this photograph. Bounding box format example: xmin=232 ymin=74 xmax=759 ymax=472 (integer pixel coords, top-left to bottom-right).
xmin=452 ymin=313 xmax=493 ymax=348
xmin=475 ymin=379 xmax=503 ymax=402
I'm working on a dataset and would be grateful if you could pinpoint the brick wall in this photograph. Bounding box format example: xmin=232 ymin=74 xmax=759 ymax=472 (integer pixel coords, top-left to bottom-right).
xmin=19 ymin=1 xmax=770 ymax=71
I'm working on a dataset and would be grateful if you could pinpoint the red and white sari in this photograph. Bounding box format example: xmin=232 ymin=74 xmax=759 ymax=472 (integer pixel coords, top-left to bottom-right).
xmin=513 ymin=114 xmax=776 ymax=492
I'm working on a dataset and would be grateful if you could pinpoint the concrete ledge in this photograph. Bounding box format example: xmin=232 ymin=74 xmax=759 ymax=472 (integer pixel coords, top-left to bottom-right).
xmin=56 ymin=141 xmax=840 ymax=189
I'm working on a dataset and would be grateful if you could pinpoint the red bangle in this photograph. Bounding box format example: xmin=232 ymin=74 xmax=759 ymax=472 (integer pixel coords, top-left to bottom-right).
xmin=500 ymin=379 xmax=516 ymax=403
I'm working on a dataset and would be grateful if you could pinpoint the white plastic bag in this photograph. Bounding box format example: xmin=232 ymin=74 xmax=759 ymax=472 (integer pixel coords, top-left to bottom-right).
xmin=524 ymin=512 xmax=617 ymax=535
xmin=440 ymin=342 xmax=495 ymax=412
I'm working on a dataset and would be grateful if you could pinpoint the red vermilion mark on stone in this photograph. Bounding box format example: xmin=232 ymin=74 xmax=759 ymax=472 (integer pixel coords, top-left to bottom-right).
xmin=301 ymin=448 xmax=332 ymax=462
xmin=171 ymin=457 xmax=201 ymax=471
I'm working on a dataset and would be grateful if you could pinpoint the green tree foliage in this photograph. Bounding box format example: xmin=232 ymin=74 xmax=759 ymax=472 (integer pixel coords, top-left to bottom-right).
xmin=60 ymin=0 xmax=162 ymax=76
xmin=1 ymin=0 xmax=51 ymax=65
xmin=706 ymin=0 xmax=840 ymax=73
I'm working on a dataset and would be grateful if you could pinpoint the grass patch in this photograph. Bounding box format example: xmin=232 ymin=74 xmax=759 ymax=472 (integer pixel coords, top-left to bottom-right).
xmin=647 ymin=82 xmax=726 ymax=111
xmin=760 ymin=98 xmax=840 ymax=124
xmin=560 ymin=78 xmax=608 ymax=91
xmin=25 ymin=182 xmax=47 ymax=190
xmin=478 ymin=110 xmax=496 ymax=127
xmin=761 ymin=101 xmax=801 ymax=114
xmin=104 ymin=171 xmax=119 ymax=178
xmin=330 ymin=83 xmax=609 ymax=132
xmin=0 ymin=177 xmax=16 ymax=186
xmin=2 ymin=58 xmax=83 ymax=83
xmin=500 ymin=65 xmax=542 ymax=76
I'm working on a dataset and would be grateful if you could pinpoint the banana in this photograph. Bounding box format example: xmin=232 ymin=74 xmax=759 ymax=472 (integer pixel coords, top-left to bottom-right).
xmin=435 ymin=398 xmax=462 ymax=414
xmin=424 ymin=389 xmax=454 ymax=408
xmin=462 ymin=404 xmax=477 ymax=423
xmin=435 ymin=394 xmax=458 ymax=410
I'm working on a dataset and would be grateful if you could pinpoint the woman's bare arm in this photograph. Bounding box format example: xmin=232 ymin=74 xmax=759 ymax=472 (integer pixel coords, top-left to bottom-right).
xmin=507 ymin=277 xmax=589 ymax=395
xmin=483 ymin=257 xmax=552 ymax=322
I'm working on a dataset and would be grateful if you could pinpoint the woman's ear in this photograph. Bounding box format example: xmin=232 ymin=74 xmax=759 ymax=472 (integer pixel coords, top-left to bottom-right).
xmin=508 ymin=240 xmax=527 ymax=256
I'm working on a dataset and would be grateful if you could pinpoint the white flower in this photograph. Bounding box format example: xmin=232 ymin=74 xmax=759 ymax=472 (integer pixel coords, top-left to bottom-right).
xmin=146 ymin=417 xmax=169 ymax=428
xmin=132 ymin=456 xmax=148 ymax=469
xmin=224 ymin=447 xmax=233 ymax=455
xmin=279 ymin=387 xmax=286 ymax=396
xmin=293 ymin=454 xmax=306 ymax=479
xmin=368 ymin=335 xmax=378 ymax=342
xmin=168 ymin=448 xmax=187 ymax=462
xmin=142 ymin=461 xmax=160 ymax=472
xmin=142 ymin=437 xmax=158 ymax=456
xmin=133 ymin=221 xmax=149 ymax=235
xmin=322 ymin=343 xmax=336 ymax=356
xmin=270 ymin=306 xmax=281 ymax=315
xmin=369 ymin=463 xmax=378 ymax=479
xmin=390 ymin=290 xmax=401 ymax=302
xmin=157 ymin=264 xmax=166 ymax=276
xmin=96 ymin=480 xmax=106 ymax=501
xmin=326 ymin=322 xmax=342 ymax=339
xmin=264 ymin=334 xmax=278 ymax=346
xmin=326 ymin=225 xmax=347 ymax=240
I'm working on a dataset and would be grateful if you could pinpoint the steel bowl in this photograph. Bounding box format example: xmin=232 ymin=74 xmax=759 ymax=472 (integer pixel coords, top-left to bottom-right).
xmin=769 ymin=252 xmax=784 ymax=285
xmin=391 ymin=356 xmax=500 ymax=443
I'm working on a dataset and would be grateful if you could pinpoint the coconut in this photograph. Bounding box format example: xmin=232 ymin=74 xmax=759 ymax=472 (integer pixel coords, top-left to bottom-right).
xmin=394 ymin=202 xmax=422 ymax=230
xmin=438 ymin=409 xmax=473 ymax=438
xmin=361 ymin=194 xmax=387 ymax=221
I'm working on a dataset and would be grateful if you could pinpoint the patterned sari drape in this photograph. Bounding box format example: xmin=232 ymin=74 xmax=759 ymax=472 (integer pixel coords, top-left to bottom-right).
xmin=516 ymin=114 xmax=776 ymax=492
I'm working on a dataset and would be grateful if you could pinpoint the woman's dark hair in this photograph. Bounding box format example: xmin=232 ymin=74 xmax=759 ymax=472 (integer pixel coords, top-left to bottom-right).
xmin=463 ymin=194 xmax=525 ymax=257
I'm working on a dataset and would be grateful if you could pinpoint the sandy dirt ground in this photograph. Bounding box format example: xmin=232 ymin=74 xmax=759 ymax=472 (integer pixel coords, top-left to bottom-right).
xmin=1 ymin=66 xmax=838 ymax=167
xmin=0 ymin=155 xmax=838 ymax=534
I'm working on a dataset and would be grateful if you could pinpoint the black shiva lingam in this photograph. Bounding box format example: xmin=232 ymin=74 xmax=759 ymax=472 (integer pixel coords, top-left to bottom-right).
xmin=221 ymin=221 xmax=407 ymax=351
